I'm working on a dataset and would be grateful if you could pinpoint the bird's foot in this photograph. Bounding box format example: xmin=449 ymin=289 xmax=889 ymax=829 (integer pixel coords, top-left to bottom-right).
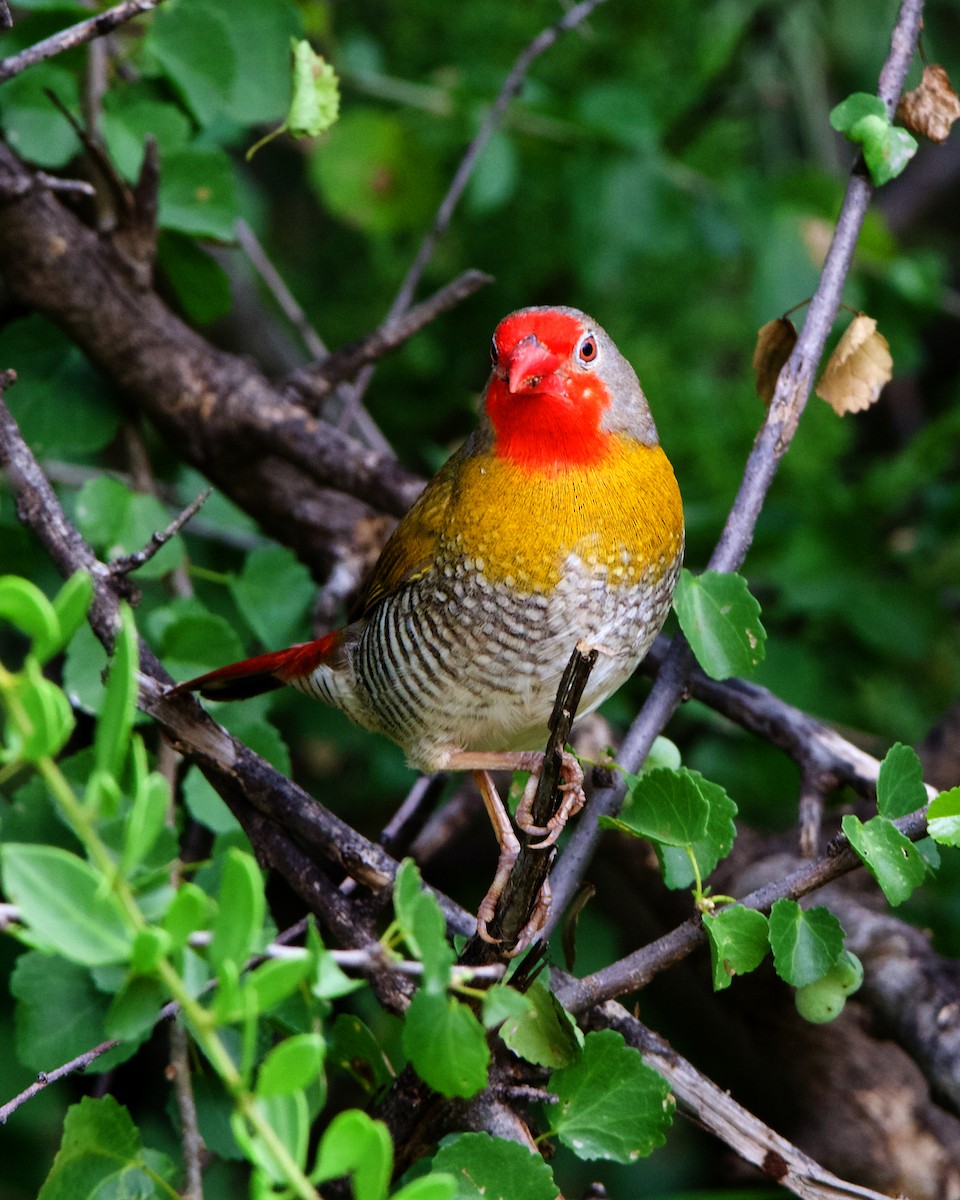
xmin=515 ymin=751 xmax=586 ymax=848
xmin=476 ymin=868 xmax=551 ymax=956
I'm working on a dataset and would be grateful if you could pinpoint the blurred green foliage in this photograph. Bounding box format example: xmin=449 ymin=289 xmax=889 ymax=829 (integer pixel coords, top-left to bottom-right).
xmin=1 ymin=0 xmax=959 ymax=1196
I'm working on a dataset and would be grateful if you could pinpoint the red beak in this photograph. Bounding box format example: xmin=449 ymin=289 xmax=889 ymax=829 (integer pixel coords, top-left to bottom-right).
xmin=506 ymin=335 xmax=564 ymax=397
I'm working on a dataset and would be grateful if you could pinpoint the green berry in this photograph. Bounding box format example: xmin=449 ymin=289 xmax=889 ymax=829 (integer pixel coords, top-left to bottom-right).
xmin=828 ymin=950 xmax=864 ymax=996
xmin=795 ymin=981 xmax=847 ymax=1024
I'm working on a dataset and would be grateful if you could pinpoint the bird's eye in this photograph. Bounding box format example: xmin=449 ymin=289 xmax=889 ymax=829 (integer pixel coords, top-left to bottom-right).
xmin=576 ymin=333 xmax=598 ymax=366
xmin=490 ymin=338 xmax=500 ymax=367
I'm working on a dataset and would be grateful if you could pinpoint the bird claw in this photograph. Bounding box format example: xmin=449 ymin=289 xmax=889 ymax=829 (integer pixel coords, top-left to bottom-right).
xmin=515 ymin=751 xmax=585 ymax=846
xmin=476 ymin=876 xmax=551 ymax=957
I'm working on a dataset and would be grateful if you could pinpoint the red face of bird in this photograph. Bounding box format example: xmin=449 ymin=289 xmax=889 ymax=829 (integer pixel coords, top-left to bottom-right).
xmin=483 ymin=306 xmax=659 ymax=471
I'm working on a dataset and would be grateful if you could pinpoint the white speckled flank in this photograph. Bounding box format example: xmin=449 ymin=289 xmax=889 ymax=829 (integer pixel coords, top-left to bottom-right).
xmin=292 ymin=541 xmax=682 ymax=772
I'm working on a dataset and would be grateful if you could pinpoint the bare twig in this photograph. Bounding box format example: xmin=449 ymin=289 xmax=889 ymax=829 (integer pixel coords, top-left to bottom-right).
xmin=235 ymin=218 xmax=328 ymax=363
xmin=0 ymin=0 xmax=164 ymax=86
xmin=110 ymin=488 xmax=210 ymax=577
xmin=284 ymin=269 xmax=493 ymax=410
xmin=0 ymin=1037 xmax=124 ymax=1125
xmin=0 ymin=2 xmax=13 ymax=33
xmin=460 ymin=644 xmax=598 ymax=962
xmin=339 ymin=0 xmax=611 ymax=422
xmin=234 ymin=218 xmax=393 ymax=457
xmin=547 ymin=0 xmax=926 ymax=922
xmin=169 ymin=1021 xmax=204 ymax=1200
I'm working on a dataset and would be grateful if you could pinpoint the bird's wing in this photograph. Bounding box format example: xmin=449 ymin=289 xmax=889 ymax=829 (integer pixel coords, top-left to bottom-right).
xmin=356 ymin=448 xmax=462 ymax=616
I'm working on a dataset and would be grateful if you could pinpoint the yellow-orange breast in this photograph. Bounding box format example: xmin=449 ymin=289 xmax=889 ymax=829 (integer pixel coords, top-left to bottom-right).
xmin=299 ymin=434 xmax=684 ymax=770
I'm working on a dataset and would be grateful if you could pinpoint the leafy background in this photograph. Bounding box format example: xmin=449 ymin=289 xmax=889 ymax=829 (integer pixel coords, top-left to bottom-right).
xmin=1 ymin=0 xmax=959 ymax=1196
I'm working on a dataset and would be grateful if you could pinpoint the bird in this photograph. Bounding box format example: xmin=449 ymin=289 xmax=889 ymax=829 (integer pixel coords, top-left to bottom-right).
xmin=174 ymin=306 xmax=684 ymax=945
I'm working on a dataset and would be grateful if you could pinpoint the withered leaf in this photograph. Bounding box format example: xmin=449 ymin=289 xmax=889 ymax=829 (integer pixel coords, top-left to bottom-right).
xmin=752 ymin=317 xmax=798 ymax=404
xmin=816 ymin=315 xmax=892 ymax=416
xmin=897 ymin=65 xmax=960 ymax=143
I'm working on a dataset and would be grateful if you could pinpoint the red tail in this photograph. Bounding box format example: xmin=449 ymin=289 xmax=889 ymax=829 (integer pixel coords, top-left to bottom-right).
xmin=170 ymin=632 xmax=343 ymax=701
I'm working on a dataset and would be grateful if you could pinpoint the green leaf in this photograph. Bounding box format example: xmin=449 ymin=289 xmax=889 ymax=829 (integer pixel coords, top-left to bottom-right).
xmin=702 ymin=907 xmax=769 ymax=990
xmin=927 ymin=787 xmax=960 ymax=847
xmin=1 ymin=844 xmax=132 ymax=965
xmin=47 ymin=572 xmax=94 ymax=661
xmin=12 ymin=952 xmax=139 ymax=1074
xmin=121 ymin=769 xmax=170 ymax=874
xmin=876 ymin=742 xmax=926 ymax=818
xmin=431 ymin=1132 xmax=557 ymax=1200
xmin=230 ymin=544 xmax=314 ymax=647
xmin=4 ymin=660 xmax=75 ymax=763
xmin=0 ymin=574 xmax=60 ymax=653
xmin=128 ymin=925 xmax=171 ymax=976
xmin=312 ymin=938 xmax=364 ymax=1000
xmin=653 ymin=771 xmax=738 ymax=889
xmin=100 ymin=94 xmax=192 ymax=182
xmin=842 ymin=814 xmax=927 ymax=906
xmin=208 ymin=848 xmax=266 ymax=972
xmin=613 ymin=766 xmax=710 ymax=846
xmin=546 ymin=1030 xmax=673 ymax=1162
xmin=104 ymin=975 xmax=168 ymax=1042
xmin=182 ymin=766 xmax=243 ymax=834
xmin=329 ymin=1014 xmax=394 ymax=1092
xmin=0 ymin=316 xmax=121 ymax=458
xmin=0 ymin=64 xmax=81 ymax=168
xmin=158 ymin=147 xmax=240 ymax=242
xmin=673 ymin=569 xmax=766 ymax=679
xmin=481 ymin=982 xmax=533 ymax=1028
xmin=829 ymin=92 xmax=887 ymax=133
xmin=393 ymin=859 xmax=454 ymax=992
xmin=496 ymin=978 xmax=582 ymax=1068
xmin=392 ymin=1176 xmax=457 ymax=1200
xmin=313 ymin=1109 xmax=393 ymax=1200
xmin=159 ymin=610 xmax=245 ymax=680
xmin=202 ymin=0 xmax=303 ymax=125
xmin=94 ymin=602 xmax=139 ymax=779
xmin=403 ymin=990 xmax=490 ymax=1098
xmin=223 ymin=954 xmax=315 ymax=1022
xmin=864 ymin=122 xmax=917 ymax=186
xmin=157 ymin=232 xmax=233 ymax=324
xmin=287 ymin=40 xmax=340 ymax=137
xmin=37 ymin=1095 xmax=175 ymax=1200
xmin=162 ymin=882 xmax=213 ymax=950
xmin=63 ymin=622 xmax=109 ymax=716
xmin=308 ymin=108 xmax=439 ymax=234
xmin=257 ymin=1033 xmax=326 ymax=1097
xmin=144 ymin=1 xmax=236 ymax=126
xmin=767 ymin=899 xmax=843 ymax=987
xmin=828 ymin=92 xmax=917 ymax=186
xmin=233 ymin=1091 xmax=309 ymax=1183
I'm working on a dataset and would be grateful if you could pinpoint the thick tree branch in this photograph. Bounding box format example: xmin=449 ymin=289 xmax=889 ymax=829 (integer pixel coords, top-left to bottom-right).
xmin=0 ymin=142 xmax=426 ymax=573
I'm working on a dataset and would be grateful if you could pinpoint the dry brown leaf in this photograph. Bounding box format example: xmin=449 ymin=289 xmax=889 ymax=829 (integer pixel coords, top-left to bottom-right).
xmin=816 ymin=315 xmax=892 ymax=416
xmin=752 ymin=317 xmax=798 ymax=404
xmin=897 ymin=64 xmax=960 ymax=143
